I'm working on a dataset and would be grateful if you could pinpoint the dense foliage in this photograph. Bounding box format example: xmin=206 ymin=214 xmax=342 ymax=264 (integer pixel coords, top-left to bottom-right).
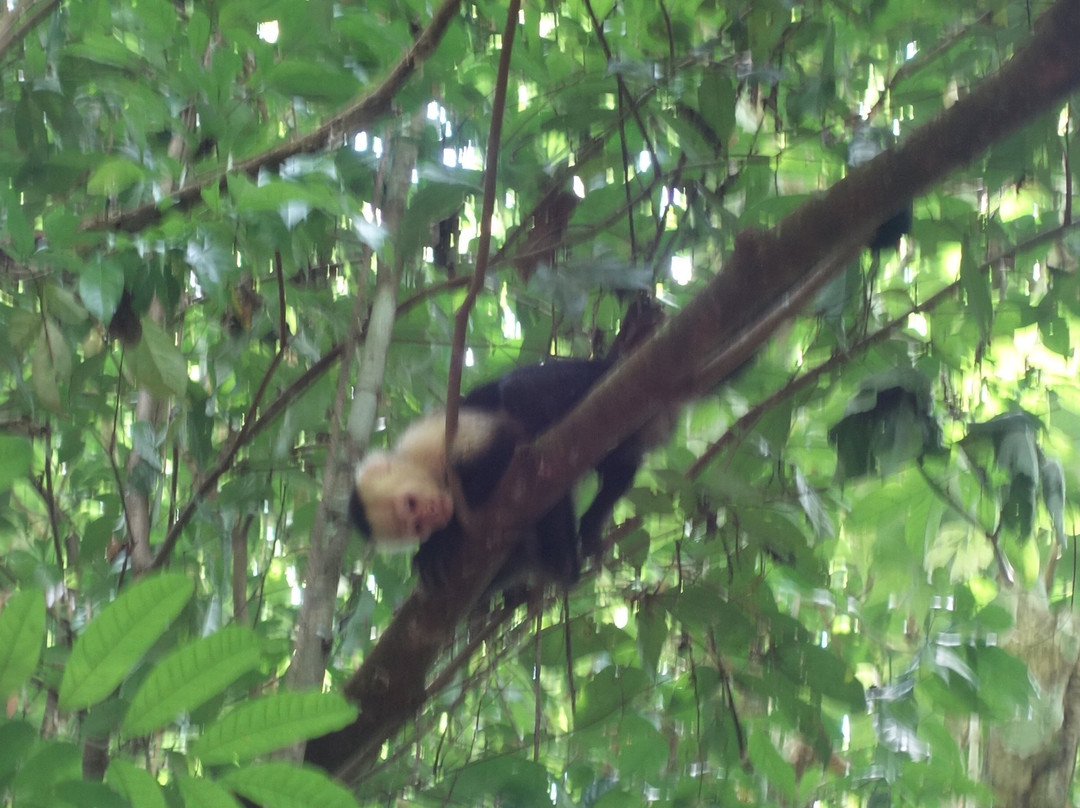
xmin=1 ymin=0 xmax=1079 ymax=805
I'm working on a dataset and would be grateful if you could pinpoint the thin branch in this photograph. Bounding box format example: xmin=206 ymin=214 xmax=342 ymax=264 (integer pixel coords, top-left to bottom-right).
xmin=0 ymin=0 xmax=60 ymax=60
xmin=445 ymin=0 xmax=521 ymax=436
xmin=88 ymin=0 xmax=464 ymax=235
xmin=152 ymin=254 xmax=292 ymax=569
xmin=688 ymin=219 xmax=1080 ymax=477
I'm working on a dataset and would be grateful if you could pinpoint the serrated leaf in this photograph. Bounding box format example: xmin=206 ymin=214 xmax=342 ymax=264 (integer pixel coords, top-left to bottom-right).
xmin=223 ymin=762 xmax=360 ymax=808
xmin=124 ymin=626 xmax=263 ymax=736
xmin=126 ymin=319 xmax=188 ymax=398
xmin=59 ymin=573 xmax=195 ymax=711
xmin=105 ymin=759 xmax=168 ymax=808
xmin=194 ymin=691 xmax=357 ymax=765
xmin=0 ymin=588 xmax=46 ymax=698
xmin=176 ymin=774 xmax=245 ymax=808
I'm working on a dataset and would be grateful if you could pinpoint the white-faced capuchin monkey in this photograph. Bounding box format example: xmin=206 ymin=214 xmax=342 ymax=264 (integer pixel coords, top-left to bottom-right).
xmin=350 ymin=358 xmax=669 ymax=593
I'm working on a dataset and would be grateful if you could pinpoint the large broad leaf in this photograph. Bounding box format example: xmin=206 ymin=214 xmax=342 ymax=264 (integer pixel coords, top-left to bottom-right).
xmin=963 ymin=412 xmax=1044 ymax=539
xmin=78 ymin=258 xmax=125 ymax=323
xmin=126 ymin=319 xmax=189 ymax=399
xmin=193 ymin=692 xmax=357 ymax=765
xmin=0 ymin=588 xmax=45 ymax=698
xmin=86 ymin=156 xmax=146 ymax=196
xmin=223 ymin=762 xmax=360 ymax=808
xmin=264 ymin=60 xmax=362 ymax=103
xmin=396 ymin=180 xmax=476 ymax=264
xmin=123 ymin=626 xmax=263 ymax=736
xmin=176 ymin=775 xmax=245 ymax=808
xmin=428 ymin=755 xmax=551 ymax=807
xmin=748 ymin=729 xmax=796 ymax=801
xmin=0 ymin=434 xmax=32 ymax=493
xmin=105 ymin=759 xmax=168 ymax=808
xmin=830 ymin=368 xmax=941 ymax=481
xmin=31 ymin=317 xmax=71 ymax=412
xmin=59 ymin=574 xmax=195 ymax=711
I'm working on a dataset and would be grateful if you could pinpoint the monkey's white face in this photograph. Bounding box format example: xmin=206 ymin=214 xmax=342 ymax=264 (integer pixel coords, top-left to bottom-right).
xmin=355 ymin=455 xmax=453 ymax=547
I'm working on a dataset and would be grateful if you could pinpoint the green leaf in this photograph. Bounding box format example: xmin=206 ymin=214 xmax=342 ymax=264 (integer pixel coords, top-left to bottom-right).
xmin=0 ymin=434 xmax=32 ymax=493
xmin=575 ymin=666 xmax=651 ymax=728
xmin=59 ymin=573 xmax=195 ymax=711
xmin=396 ymin=181 xmax=475 ymax=264
xmin=78 ymin=259 xmax=126 ymax=322
xmin=697 ymin=70 xmax=737 ymax=146
xmin=1040 ymin=457 xmax=1067 ymax=548
xmin=193 ymin=692 xmax=358 ymax=765
xmin=426 ymin=755 xmax=550 ymax=807
xmin=0 ymin=720 xmax=37 ymax=778
xmin=87 ymin=157 xmax=146 ymax=196
xmin=176 ymin=775 xmax=245 ymax=808
xmin=124 ymin=626 xmax=263 ymax=736
xmin=830 ymin=369 xmax=940 ymax=480
xmin=185 ymin=239 xmax=232 ymax=295
xmin=748 ymin=727 xmax=796 ymax=800
xmin=126 ymin=319 xmax=188 ymax=398
xmin=52 ymin=779 xmax=131 ymax=807
xmin=975 ymin=645 xmax=1032 ymax=720
xmin=105 ymin=759 xmax=168 ymax=808
xmin=635 ymin=597 xmax=667 ymax=677
xmin=959 ymin=238 xmax=992 ymax=342
xmin=31 ymin=317 xmax=71 ymax=412
xmin=0 ymin=588 xmax=45 ymax=698
xmin=44 ymin=282 xmax=90 ymax=326
xmin=15 ymin=739 xmax=82 ymax=793
xmin=777 ymin=644 xmax=866 ymax=711
xmin=615 ymin=713 xmax=667 ymax=779
xmin=264 ymin=61 xmax=362 ymax=103
xmin=1 ymin=185 xmax=36 ymax=260
xmin=223 ymin=762 xmax=360 ymax=808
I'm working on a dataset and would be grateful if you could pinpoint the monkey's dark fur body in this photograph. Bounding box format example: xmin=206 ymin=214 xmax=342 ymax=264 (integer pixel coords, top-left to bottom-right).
xmin=350 ymin=358 xmax=657 ymax=594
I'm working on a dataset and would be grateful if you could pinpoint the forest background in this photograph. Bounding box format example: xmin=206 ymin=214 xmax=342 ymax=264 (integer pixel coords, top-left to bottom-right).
xmin=2 ymin=0 xmax=1080 ymax=806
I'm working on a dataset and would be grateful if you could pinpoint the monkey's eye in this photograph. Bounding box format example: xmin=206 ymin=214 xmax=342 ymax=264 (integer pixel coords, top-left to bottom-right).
xmin=404 ymin=495 xmax=418 ymax=514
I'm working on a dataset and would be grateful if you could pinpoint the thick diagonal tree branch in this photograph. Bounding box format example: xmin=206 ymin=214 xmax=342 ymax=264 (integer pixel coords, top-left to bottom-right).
xmin=308 ymin=0 xmax=1080 ymax=783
